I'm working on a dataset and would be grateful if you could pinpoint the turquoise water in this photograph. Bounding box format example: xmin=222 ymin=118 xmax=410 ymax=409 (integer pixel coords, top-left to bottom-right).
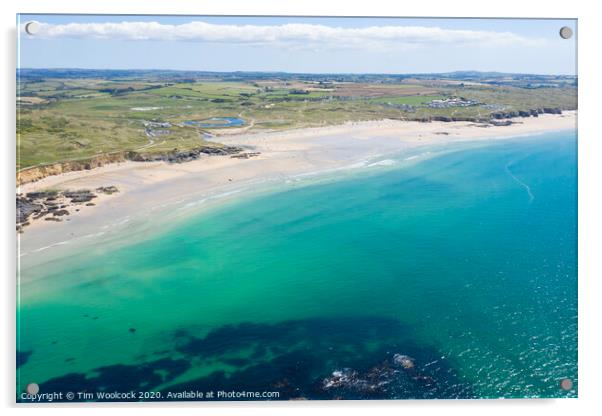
xmin=17 ymin=131 xmax=577 ymax=401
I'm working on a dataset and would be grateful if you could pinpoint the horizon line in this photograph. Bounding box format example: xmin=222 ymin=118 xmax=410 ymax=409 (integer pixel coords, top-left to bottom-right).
xmin=17 ymin=67 xmax=577 ymax=77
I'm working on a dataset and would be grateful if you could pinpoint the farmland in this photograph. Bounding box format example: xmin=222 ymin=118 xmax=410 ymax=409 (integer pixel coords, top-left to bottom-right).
xmin=17 ymin=69 xmax=577 ymax=170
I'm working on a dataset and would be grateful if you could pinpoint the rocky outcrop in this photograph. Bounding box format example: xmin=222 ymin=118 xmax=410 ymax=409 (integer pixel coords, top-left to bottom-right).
xmin=431 ymin=116 xmax=453 ymax=122
xmin=62 ymin=190 xmax=96 ymax=203
xmin=491 ymin=107 xmax=563 ymax=120
xmin=16 ymin=187 xmax=117 ymax=232
xmin=490 ymin=120 xmax=513 ymax=126
xmin=16 ymin=196 xmax=43 ymax=224
xmin=543 ymin=107 xmax=562 ymax=114
xmin=491 ymin=111 xmax=519 ymax=119
xmin=96 ymin=186 xmax=119 ymax=195
xmin=425 ymin=107 xmax=565 ymax=126
xmin=431 ymin=116 xmax=488 ymax=123
xmin=393 ymin=354 xmax=415 ymax=370
xmin=126 ymin=145 xmax=243 ymax=164
xmin=428 ymin=107 xmax=566 ymax=125
xmin=230 ymin=152 xmax=261 ymax=159
xmin=321 ymin=353 xmax=419 ymax=396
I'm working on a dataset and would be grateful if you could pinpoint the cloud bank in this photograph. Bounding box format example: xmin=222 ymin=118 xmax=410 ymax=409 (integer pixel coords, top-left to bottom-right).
xmin=22 ymin=21 xmax=544 ymax=49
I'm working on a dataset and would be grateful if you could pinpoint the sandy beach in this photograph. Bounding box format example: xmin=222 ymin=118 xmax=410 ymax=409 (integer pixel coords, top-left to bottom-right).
xmin=18 ymin=112 xmax=576 ymax=258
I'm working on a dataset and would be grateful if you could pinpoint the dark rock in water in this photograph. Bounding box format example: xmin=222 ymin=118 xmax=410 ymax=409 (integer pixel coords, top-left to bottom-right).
xmin=63 ymin=190 xmax=97 ymax=203
xmin=393 ymin=354 xmax=415 ymax=370
xmin=322 ymin=363 xmax=399 ymax=396
xmin=321 ymin=353 xmax=421 ymax=397
xmin=322 ymin=369 xmax=366 ymax=391
xmin=129 ymin=328 xmax=137 ymax=333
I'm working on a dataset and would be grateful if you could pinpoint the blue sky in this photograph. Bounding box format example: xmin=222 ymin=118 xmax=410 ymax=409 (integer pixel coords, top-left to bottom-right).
xmin=17 ymin=15 xmax=577 ymax=75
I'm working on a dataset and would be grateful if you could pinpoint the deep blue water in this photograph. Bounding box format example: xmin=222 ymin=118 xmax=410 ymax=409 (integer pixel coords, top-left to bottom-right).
xmin=17 ymin=131 xmax=577 ymax=401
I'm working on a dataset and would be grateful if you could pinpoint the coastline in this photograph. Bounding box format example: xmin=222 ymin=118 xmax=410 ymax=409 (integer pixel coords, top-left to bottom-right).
xmin=18 ymin=112 xmax=576 ymax=260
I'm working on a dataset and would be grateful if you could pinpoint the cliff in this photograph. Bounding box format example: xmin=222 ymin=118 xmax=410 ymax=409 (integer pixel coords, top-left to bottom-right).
xmin=17 ymin=145 xmax=243 ymax=186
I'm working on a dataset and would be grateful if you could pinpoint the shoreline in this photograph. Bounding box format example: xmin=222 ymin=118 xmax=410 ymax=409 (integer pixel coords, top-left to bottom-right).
xmin=18 ymin=112 xmax=576 ymax=260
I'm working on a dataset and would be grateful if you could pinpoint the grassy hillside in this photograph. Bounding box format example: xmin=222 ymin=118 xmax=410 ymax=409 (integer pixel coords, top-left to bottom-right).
xmin=17 ymin=72 xmax=577 ymax=170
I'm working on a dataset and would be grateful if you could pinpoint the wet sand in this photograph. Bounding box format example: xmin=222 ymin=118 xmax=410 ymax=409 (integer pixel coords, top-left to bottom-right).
xmin=18 ymin=112 xmax=576 ymax=258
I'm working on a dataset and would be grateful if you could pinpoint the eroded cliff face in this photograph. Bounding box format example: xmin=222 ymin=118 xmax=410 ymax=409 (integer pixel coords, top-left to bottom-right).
xmin=17 ymin=152 xmax=129 ymax=186
xmin=17 ymin=107 xmax=568 ymax=186
xmin=16 ymin=146 xmax=244 ymax=186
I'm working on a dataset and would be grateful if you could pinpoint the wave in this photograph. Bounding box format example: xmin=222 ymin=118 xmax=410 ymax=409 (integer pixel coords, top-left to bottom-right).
xmin=176 ymin=189 xmax=243 ymax=212
xmin=28 ymin=240 xmax=70 ymax=255
xmin=366 ymin=159 xmax=396 ymax=167
xmin=505 ymin=161 xmax=535 ymax=202
xmin=404 ymin=151 xmax=432 ymax=161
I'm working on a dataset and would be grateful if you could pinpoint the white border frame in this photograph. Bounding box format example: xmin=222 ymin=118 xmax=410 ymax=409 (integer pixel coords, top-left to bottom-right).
xmin=2 ymin=1 xmax=600 ymax=415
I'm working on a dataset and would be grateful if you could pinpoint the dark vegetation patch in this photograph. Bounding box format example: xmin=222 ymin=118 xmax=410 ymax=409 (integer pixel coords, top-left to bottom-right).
xmin=27 ymin=316 xmax=473 ymax=402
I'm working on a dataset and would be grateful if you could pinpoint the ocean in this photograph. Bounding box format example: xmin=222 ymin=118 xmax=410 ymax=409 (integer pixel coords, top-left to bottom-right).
xmin=17 ymin=130 xmax=577 ymax=400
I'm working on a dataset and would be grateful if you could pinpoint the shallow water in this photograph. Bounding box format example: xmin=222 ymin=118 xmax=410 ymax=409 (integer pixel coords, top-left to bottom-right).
xmin=183 ymin=117 xmax=245 ymax=128
xmin=17 ymin=131 xmax=577 ymax=400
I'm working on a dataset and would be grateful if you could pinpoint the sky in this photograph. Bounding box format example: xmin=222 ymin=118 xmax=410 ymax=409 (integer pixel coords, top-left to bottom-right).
xmin=17 ymin=15 xmax=577 ymax=75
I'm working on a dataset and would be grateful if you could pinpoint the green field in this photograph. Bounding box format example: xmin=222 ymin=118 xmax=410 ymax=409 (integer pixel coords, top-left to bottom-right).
xmin=17 ymin=72 xmax=577 ymax=170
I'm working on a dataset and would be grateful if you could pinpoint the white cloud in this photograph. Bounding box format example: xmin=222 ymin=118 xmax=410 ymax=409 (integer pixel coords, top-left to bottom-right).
xmin=22 ymin=21 xmax=544 ymax=49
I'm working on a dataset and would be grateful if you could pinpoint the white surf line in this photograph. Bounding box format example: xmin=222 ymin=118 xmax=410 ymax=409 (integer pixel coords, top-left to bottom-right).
xmin=20 ymin=240 xmax=71 ymax=256
xmin=505 ymin=161 xmax=534 ymax=202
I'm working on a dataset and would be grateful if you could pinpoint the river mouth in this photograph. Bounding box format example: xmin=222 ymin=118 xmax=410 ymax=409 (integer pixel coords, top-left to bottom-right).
xmin=183 ymin=117 xmax=245 ymax=128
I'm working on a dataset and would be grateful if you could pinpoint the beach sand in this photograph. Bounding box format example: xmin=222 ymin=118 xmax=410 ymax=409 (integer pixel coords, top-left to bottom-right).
xmin=18 ymin=112 xmax=576 ymax=258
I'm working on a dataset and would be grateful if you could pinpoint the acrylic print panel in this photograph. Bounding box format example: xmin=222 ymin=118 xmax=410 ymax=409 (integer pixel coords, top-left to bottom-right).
xmin=16 ymin=15 xmax=577 ymax=402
